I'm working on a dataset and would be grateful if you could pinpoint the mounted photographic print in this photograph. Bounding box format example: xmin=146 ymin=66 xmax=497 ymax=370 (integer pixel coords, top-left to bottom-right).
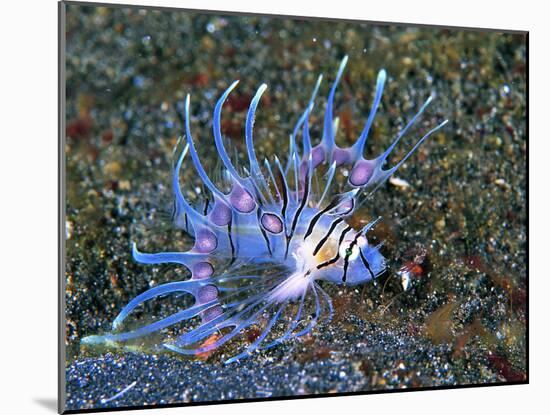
xmin=59 ymin=1 xmax=528 ymax=413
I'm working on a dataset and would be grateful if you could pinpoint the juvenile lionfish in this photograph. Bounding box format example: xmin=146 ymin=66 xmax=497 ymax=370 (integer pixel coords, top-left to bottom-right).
xmin=83 ymin=56 xmax=447 ymax=363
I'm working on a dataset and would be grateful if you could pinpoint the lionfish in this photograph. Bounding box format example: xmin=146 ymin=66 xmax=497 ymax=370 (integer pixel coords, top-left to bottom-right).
xmin=83 ymin=56 xmax=447 ymax=363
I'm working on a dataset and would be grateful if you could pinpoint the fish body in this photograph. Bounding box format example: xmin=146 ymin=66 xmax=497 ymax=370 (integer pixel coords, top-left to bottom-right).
xmin=82 ymin=56 xmax=447 ymax=363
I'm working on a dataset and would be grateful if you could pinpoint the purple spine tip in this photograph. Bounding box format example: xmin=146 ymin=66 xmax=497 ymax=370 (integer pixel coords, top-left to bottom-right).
xmin=298 ymin=160 xmax=309 ymax=183
xmin=311 ymin=145 xmax=326 ymax=168
xmin=336 ymin=198 xmax=354 ymax=215
xmin=210 ymin=202 xmax=232 ymax=226
xmin=193 ymin=262 xmax=214 ymax=279
xmin=349 ymin=159 xmax=375 ymax=187
xmin=333 ymin=147 xmax=351 ymax=166
xmin=261 ymin=212 xmax=283 ymax=234
xmin=229 ymin=184 xmax=256 ymax=213
xmin=202 ymin=305 xmax=223 ymax=322
xmin=194 ymin=230 xmax=218 ymax=253
xmin=197 ymin=284 xmax=219 ymax=303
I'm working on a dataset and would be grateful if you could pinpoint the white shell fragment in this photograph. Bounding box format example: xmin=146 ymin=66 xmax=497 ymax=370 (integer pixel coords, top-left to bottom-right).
xmin=389 ymin=176 xmax=411 ymax=189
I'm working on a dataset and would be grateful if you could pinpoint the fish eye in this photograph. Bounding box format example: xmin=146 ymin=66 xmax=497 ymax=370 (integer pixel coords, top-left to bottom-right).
xmin=340 ymin=244 xmax=359 ymax=261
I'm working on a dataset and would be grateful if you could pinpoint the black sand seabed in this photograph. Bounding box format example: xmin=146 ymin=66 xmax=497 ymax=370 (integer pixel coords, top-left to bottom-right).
xmin=63 ymin=3 xmax=527 ymax=411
